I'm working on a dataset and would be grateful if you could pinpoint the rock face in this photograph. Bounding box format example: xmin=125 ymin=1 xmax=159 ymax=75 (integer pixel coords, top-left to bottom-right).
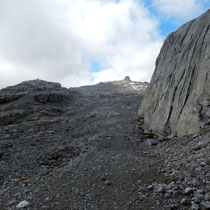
xmin=138 ymin=9 xmax=210 ymax=137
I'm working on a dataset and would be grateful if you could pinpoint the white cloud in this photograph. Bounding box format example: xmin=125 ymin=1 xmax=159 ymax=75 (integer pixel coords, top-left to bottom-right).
xmin=0 ymin=0 xmax=163 ymax=88
xmin=152 ymin=0 xmax=204 ymax=21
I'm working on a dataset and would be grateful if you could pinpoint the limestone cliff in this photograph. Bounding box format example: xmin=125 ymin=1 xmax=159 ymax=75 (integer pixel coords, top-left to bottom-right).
xmin=138 ymin=9 xmax=210 ymax=137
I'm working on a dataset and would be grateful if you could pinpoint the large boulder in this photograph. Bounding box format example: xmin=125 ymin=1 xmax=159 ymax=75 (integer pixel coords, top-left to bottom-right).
xmin=138 ymin=9 xmax=210 ymax=137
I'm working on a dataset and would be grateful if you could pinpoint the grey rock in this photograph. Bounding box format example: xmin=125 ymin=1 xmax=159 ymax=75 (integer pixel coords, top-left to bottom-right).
xmin=201 ymin=162 xmax=207 ymax=166
xmin=202 ymin=201 xmax=210 ymax=209
xmin=145 ymin=138 xmax=159 ymax=146
xmin=185 ymin=187 xmax=193 ymax=194
xmin=168 ymin=203 xmax=178 ymax=209
xmin=16 ymin=200 xmax=30 ymax=209
xmin=205 ymin=193 xmax=210 ymax=201
xmin=193 ymin=193 xmax=204 ymax=203
xmin=196 ymin=190 xmax=205 ymax=194
xmin=138 ymin=9 xmax=210 ymax=137
xmin=180 ymin=198 xmax=190 ymax=205
xmin=8 ymin=199 xmax=16 ymax=206
xmin=191 ymin=204 xmax=200 ymax=210
xmin=164 ymin=193 xmax=171 ymax=199
xmin=104 ymin=180 xmax=112 ymax=186
xmin=147 ymin=185 xmax=153 ymax=190
xmin=153 ymin=184 xmax=166 ymax=193
xmin=0 ymin=79 xmax=72 ymax=125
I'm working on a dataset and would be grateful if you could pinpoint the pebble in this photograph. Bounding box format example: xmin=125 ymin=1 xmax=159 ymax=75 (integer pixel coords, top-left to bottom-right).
xmin=164 ymin=193 xmax=171 ymax=199
xmin=8 ymin=199 xmax=16 ymax=206
xmin=104 ymin=180 xmax=111 ymax=186
xmin=191 ymin=204 xmax=200 ymax=210
xmin=201 ymin=162 xmax=207 ymax=166
xmin=196 ymin=190 xmax=205 ymax=194
xmin=153 ymin=184 xmax=166 ymax=193
xmin=192 ymin=145 xmax=201 ymax=151
xmin=193 ymin=194 xmax=204 ymax=203
xmin=180 ymin=198 xmax=190 ymax=205
xmin=147 ymin=185 xmax=153 ymax=190
xmin=205 ymin=194 xmax=210 ymax=201
xmin=201 ymin=201 xmax=210 ymax=209
xmin=16 ymin=200 xmax=30 ymax=209
xmin=185 ymin=187 xmax=193 ymax=194
xmin=146 ymin=138 xmax=159 ymax=146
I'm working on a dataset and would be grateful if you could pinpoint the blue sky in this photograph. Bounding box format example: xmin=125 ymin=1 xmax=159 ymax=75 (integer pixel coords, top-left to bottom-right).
xmin=0 ymin=0 xmax=209 ymax=88
xmin=90 ymin=61 xmax=102 ymax=73
xmin=143 ymin=1 xmax=177 ymax=37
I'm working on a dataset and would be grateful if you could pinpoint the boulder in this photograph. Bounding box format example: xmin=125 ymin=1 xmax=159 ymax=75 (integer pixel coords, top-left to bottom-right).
xmin=138 ymin=9 xmax=210 ymax=137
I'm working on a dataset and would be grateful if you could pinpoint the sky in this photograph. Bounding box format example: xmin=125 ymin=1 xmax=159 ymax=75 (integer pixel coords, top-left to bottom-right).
xmin=0 ymin=0 xmax=209 ymax=88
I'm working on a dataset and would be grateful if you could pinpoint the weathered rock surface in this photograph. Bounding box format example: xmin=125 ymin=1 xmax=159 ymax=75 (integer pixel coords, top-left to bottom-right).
xmin=0 ymin=79 xmax=79 ymax=126
xmin=138 ymin=9 xmax=210 ymax=137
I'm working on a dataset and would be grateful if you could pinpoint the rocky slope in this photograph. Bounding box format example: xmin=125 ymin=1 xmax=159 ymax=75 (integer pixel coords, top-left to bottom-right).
xmin=0 ymin=78 xmax=162 ymax=210
xmin=138 ymin=9 xmax=210 ymax=137
xmin=0 ymin=78 xmax=210 ymax=209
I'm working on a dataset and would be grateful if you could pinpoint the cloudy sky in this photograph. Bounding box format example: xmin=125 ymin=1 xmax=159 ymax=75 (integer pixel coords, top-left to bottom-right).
xmin=0 ymin=0 xmax=209 ymax=88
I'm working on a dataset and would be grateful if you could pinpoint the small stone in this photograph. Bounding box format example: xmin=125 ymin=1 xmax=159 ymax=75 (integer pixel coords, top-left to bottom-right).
xmin=191 ymin=204 xmax=200 ymax=210
xmin=45 ymin=197 xmax=50 ymax=201
xmin=104 ymin=180 xmax=111 ymax=185
xmin=154 ymin=184 xmax=166 ymax=193
xmin=201 ymin=201 xmax=210 ymax=209
xmin=147 ymin=185 xmax=153 ymax=190
xmin=146 ymin=138 xmax=159 ymax=146
xmin=168 ymin=203 xmax=177 ymax=209
xmin=198 ymin=141 xmax=204 ymax=146
xmin=193 ymin=194 xmax=204 ymax=203
xmin=180 ymin=198 xmax=190 ymax=205
xmin=201 ymin=162 xmax=207 ymax=166
xmin=8 ymin=199 xmax=16 ymax=206
xmin=16 ymin=200 xmax=30 ymax=209
xmin=205 ymin=194 xmax=210 ymax=201
xmin=196 ymin=190 xmax=205 ymax=194
xmin=185 ymin=187 xmax=193 ymax=194
xmin=164 ymin=193 xmax=171 ymax=199
xmin=193 ymin=145 xmax=201 ymax=151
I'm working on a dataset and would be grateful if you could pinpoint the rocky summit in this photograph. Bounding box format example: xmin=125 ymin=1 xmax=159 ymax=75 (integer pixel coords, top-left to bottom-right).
xmin=138 ymin=9 xmax=210 ymax=137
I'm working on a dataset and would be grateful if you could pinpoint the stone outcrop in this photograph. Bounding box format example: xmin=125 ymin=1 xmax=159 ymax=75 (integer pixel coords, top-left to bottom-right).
xmin=138 ymin=9 xmax=210 ymax=137
xmin=124 ymin=76 xmax=132 ymax=82
xmin=0 ymin=79 xmax=76 ymax=125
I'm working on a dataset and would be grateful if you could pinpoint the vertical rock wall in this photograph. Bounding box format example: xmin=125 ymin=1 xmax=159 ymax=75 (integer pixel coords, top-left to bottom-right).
xmin=138 ymin=9 xmax=210 ymax=137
